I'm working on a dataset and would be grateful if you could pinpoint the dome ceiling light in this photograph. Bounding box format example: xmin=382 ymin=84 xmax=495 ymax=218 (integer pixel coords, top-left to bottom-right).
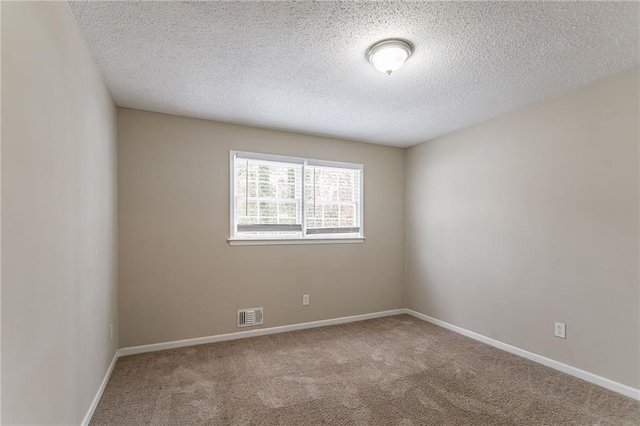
xmin=366 ymin=39 xmax=413 ymax=76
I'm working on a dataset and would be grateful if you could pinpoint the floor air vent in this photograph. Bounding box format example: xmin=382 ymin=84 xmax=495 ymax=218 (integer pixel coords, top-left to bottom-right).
xmin=237 ymin=307 xmax=263 ymax=327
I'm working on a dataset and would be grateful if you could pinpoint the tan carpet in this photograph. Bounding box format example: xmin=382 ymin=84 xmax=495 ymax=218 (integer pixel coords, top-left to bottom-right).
xmin=91 ymin=315 xmax=639 ymax=425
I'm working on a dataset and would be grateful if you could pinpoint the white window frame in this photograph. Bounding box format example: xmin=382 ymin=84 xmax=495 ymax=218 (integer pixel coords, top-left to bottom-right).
xmin=229 ymin=150 xmax=365 ymax=246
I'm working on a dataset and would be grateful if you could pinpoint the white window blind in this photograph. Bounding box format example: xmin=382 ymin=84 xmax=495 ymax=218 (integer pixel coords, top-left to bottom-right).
xmin=304 ymin=165 xmax=361 ymax=236
xmin=230 ymin=151 xmax=363 ymax=242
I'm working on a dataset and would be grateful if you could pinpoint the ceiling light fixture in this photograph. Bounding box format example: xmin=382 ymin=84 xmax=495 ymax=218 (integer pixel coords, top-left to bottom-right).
xmin=366 ymin=39 xmax=413 ymax=76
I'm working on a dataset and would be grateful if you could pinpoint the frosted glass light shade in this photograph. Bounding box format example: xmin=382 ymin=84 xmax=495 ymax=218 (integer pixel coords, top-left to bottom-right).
xmin=366 ymin=39 xmax=413 ymax=75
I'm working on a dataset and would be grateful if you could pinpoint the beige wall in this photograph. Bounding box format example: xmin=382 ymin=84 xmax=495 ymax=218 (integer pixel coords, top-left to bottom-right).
xmin=1 ymin=2 xmax=118 ymax=424
xmin=118 ymin=108 xmax=405 ymax=348
xmin=406 ymin=69 xmax=640 ymax=388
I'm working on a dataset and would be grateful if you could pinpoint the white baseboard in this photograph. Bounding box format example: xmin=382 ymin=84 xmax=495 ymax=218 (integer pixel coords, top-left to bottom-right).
xmin=118 ymin=309 xmax=406 ymax=357
xmin=405 ymin=309 xmax=640 ymax=401
xmin=81 ymin=350 xmax=119 ymax=426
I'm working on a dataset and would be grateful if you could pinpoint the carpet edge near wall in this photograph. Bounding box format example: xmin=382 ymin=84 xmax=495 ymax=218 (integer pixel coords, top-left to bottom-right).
xmin=82 ymin=308 xmax=640 ymax=426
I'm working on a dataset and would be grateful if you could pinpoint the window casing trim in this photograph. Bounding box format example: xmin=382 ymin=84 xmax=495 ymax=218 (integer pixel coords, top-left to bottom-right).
xmin=228 ymin=237 xmax=365 ymax=246
xmin=229 ymin=150 xmax=364 ymax=244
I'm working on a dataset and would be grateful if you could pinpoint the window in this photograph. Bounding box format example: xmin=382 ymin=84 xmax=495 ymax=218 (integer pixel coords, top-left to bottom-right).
xmin=230 ymin=151 xmax=364 ymax=244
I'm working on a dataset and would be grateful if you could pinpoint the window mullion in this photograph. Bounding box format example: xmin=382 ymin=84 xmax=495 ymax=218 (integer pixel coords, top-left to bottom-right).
xmin=301 ymin=161 xmax=307 ymax=238
xmin=245 ymin=160 xmax=249 ymax=217
xmin=358 ymin=170 xmax=363 ymax=235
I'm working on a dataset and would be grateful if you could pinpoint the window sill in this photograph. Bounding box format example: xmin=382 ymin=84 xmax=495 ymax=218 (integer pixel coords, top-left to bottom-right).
xmin=228 ymin=237 xmax=365 ymax=246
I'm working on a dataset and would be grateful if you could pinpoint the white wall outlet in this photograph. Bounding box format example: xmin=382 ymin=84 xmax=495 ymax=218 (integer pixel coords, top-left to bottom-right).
xmin=554 ymin=322 xmax=566 ymax=339
xmin=302 ymin=294 xmax=310 ymax=306
xmin=110 ymin=324 xmax=114 ymax=340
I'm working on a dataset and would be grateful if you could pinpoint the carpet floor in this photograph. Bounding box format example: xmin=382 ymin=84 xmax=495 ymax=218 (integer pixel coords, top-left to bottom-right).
xmin=91 ymin=315 xmax=639 ymax=425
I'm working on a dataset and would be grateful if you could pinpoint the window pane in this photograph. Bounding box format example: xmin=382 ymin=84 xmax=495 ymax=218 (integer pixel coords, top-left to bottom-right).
xmin=259 ymin=201 xmax=277 ymax=217
xmin=235 ymin=157 xmax=302 ymax=237
xmin=304 ymin=166 xmax=360 ymax=231
xmin=306 ymin=219 xmax=322 ymax=228
xmin=324 ymin=204 xmax=339 ymax=218
xmin=338 ymin=175 xmax=354 ymax=201
xmin=340 ymin=205 xmax=355 ymax=226
xmin=304 ymin=184 xmax=314 ymax=201
xmin=305 ymin=201 xmax=316 ymax=219
xmin=280 ymin=202 xmax=297 ymax=218
xmin=279 ymin=184 xmax=295 ymax=200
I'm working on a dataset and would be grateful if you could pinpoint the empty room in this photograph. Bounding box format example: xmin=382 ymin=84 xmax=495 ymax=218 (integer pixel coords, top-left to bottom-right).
xmin=2 ymin=1 xmax=639 ymax=425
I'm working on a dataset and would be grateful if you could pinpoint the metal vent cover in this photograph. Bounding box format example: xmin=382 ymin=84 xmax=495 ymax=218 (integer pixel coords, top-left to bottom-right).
xmin=237 ymin=307 xmax=263 ymax=327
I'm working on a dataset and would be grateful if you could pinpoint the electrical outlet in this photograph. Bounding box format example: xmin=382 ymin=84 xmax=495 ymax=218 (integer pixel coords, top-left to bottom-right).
xmin=110 ymin=324 xmax=114 ymax=340
xmin=302 ymin=294 xmax=310 ymax=306
xmin=554 ymin=322 xmax=566 ymax=339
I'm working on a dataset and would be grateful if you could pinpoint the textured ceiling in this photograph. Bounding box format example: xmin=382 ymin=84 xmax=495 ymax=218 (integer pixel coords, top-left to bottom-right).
xmin=68 ymin=1 xmax=639 ymax=147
